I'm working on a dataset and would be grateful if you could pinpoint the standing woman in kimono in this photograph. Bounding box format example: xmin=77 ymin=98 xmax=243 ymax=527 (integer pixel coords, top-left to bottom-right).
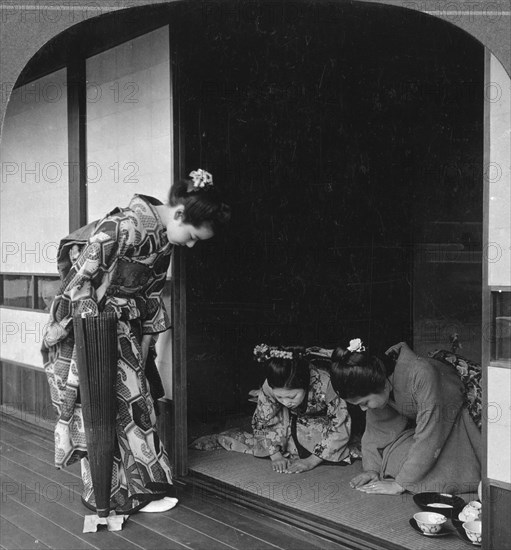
xmin=330 ymin=339 xmax=481 ymax=495
xmin=42 ymin=170 xmax=230 ymax=514
xmin=246 ymin=345 xmax=351 ymax=473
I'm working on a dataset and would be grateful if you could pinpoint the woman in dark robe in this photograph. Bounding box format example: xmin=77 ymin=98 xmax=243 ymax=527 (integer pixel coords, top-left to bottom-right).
xmin=330 ymin=339 xmax=481 ymax=495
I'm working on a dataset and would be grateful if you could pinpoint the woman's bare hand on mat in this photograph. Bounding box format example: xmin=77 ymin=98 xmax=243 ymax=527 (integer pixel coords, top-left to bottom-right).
xmin=350 ymin=470 xmax=380 ymax=489
xmin=284 ymin=455 xmax=323 ymax=473
xmin=271 ymin=452 xmax=290 ymax=473
xmin=356 ymin=480 xmax=404 ymax=495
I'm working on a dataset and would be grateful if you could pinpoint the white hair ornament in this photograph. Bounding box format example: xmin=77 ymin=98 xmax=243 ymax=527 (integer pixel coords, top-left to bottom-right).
xmin=253 ymin=344 xmax=293 ymax=362
xmin=347 ymin=338 xmax=365 ymax=353
xmin=188 ymin=169 xmax=213 ymax=191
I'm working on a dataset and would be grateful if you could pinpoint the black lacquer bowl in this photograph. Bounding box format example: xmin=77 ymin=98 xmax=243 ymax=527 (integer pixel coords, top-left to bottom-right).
xmin=413 ymin=492 xmax=466 ymax=519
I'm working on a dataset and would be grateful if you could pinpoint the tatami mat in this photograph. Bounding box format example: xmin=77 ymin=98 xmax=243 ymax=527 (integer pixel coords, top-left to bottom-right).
xmin=189 ymin=449 xmax=474 ymax=550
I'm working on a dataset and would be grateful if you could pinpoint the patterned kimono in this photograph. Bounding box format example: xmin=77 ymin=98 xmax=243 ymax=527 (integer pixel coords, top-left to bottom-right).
xmin=362 ymin=345 xmax=481 ymax=494
xmin=42 ymin=194 xmax=174 ymax=513
xmin=213 ymin=366 xmax=351 ymax=463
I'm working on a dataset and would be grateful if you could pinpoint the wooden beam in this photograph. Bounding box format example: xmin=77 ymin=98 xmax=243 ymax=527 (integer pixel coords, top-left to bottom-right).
xmin=481 ymin=45 xmax=491 ymax=550
xmin=171 ymin=250 xmax=187 ymax=477
xmin=67 ymin=60 xmax=87 ymax=232
xmin=170 ymin=23 xmax=188 ymax=477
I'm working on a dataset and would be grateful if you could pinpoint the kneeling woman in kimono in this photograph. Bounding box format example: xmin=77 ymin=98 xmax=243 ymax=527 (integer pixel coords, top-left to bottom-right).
xmin=42 ymin=170 xmax=230 ymax=514
xmin=330 ymin=339 xmax=481 ymax=495
xmin=219 ymin=345 xmax=351 ymax=473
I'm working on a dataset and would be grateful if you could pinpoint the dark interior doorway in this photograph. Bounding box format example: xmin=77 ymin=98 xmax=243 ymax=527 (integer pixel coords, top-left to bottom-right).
xmin=176 ymin=1 xmax=484 ymax=441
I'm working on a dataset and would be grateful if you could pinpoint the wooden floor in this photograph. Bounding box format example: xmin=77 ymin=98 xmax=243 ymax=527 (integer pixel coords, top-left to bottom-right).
xmin=0 ymin=417 xmax=352 ymax=550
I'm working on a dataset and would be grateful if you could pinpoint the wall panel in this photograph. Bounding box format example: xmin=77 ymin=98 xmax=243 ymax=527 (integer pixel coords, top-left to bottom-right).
xmin=0 ymin=308 xmax=49 ymax=369
xmin=0 ymin=69 xmax=68 ymax=274
xmin=85 ymin=26 xmax=172 ymax=222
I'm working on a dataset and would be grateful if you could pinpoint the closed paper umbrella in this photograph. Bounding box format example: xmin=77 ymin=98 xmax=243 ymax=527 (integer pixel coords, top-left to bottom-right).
xmin=73 ymin=311 xmax=127 ymax=532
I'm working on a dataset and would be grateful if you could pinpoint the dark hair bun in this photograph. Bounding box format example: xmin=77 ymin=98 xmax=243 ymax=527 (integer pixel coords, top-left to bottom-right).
xmin=168 ymin=175 xmax=231 ymax=233
xmin=331 ymin=346 xmax=350 ymax=362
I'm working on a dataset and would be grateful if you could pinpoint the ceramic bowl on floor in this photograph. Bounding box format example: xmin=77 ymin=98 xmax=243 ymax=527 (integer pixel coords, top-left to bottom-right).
xmin=409 ymin=518 xmax=451 ymax=537
xmin=463 ymin=520 xmax=482 ymax=545
xmin=413 ymin=512 xmax=447 ymax=535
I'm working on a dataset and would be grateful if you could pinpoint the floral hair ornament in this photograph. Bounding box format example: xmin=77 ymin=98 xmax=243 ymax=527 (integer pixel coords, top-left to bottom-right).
xmin=253 ymin=344 xmax=270 ymax=363
xmin=253 ymin=344 xmax=293 ymax=363
xmin=188 ymin=169 xmax=213 ymax=192
xmin=347 ymin=338 xmax=366 ymax=353
xmin=270 ymin=349 xmax=294 ymax=360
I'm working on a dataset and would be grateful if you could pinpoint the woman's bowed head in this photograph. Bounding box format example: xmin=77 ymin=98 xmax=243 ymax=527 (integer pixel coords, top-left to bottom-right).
xmin=253 ymin=345 xmax=308 ymax=412
xmin=155 ymin=169 xmax=231 ymax=248
xmin=330 ymin=339 xmax=404 ymax=495
xmin=330 ymin=338 xmax=392 ymax=412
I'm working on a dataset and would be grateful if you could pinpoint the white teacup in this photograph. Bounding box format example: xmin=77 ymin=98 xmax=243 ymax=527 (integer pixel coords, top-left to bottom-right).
xmin=459 ymin=500 xmax=482 ymax=522
xmin=413 ymin=512 xmax=447 ymax=534
xmin=463 ymin=520 xmax=482 ymax=544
